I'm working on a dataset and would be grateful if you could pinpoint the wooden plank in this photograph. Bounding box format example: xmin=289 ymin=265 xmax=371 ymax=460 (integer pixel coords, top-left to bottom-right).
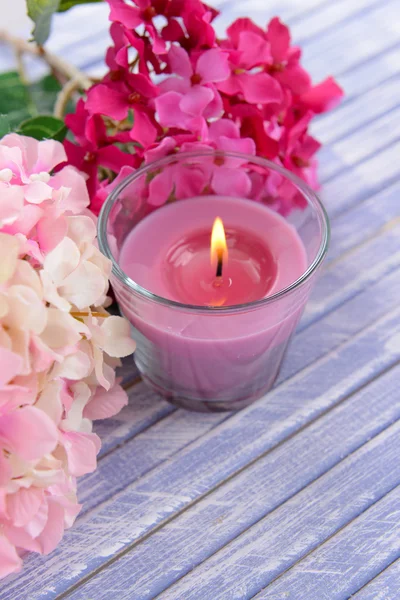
xmin=255 ymin=486 xmax=400 ymax=600
xmin=279 ymin=266 xmax=400 ymax=382
xmin=301 ymin=0 xmax=400 ymax=80
xmin=4 ymin=308 xmax=400 ymax=599
xmin=291 ymin=0 xmax=383 ymax=44
xmin=65 ymin=364 xmax=400 ymax=600
xmin=215 ymin=0 xmax=380 ymax=46
xmin=320 ymin=139 xmax=400 ymax=218
xmin=80 ymin=409 xmax=229 ymax=514
xmin=300 ymin=223 xmax=400 ymax=330
xmin=351 ymin=559 xmax=400 ymax=599
xmin=155 ymin=426 xmax=400 ymax=600
xmin=326 ymin=179 xmax=400 ymax=265
xmin=334 ymin=45 xmax=400 ymax=101
xmin=318 ymin=105 xmax=400 ymax=182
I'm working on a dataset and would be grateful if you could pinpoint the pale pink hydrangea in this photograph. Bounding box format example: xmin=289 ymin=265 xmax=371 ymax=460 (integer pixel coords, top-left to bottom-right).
xmin=0 ymin=134 xmax=136 ymax=577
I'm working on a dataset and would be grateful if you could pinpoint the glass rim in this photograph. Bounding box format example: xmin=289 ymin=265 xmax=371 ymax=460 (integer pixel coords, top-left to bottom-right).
xmin=97 ymin=150 xmax=330 ymax=313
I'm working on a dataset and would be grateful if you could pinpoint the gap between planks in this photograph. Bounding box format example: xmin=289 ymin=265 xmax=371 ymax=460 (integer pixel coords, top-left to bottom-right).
xmin=56 ymin=356 xmax=400 ymax=600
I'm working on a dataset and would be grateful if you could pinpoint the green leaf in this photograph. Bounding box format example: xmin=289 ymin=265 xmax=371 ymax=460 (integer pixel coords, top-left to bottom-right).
xmin=0 ymin=70 xmax=76 ymax=139
xmin=0 ymin=115 xmax=12 ymax=138
xmin=58 ymin=0 xmax=103 ymax=11
xmin=17 ymin=115 xmax=67 ymax=142
xmin=0 ymin=71 xmax=33 ymax=129
xmin=27 ymin=0 xmax=61 ymax=45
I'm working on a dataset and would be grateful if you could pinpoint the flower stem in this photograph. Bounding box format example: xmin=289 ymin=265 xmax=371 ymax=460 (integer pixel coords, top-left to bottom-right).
xmin=0 ymin=30 xmax=93 ymax=102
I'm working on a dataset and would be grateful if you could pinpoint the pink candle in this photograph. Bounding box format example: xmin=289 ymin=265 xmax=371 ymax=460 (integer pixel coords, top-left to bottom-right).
xmin=118 ymin=196 xmax=308 ymax=410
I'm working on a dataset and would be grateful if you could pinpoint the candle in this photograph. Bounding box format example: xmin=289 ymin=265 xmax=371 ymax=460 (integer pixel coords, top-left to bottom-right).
xmin=119 ymin=196 xmax=306 ymax=307
xmin=99 ymin=151 xmax=329 ymax=411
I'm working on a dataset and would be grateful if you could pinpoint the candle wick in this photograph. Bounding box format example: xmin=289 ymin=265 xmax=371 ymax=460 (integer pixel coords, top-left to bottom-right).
xmin=216 ymin=253 xmax=223 ymax=278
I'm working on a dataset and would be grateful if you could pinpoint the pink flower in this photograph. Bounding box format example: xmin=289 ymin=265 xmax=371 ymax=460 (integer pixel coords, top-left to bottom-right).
xmin=86 ymin=74 xmax=160 ymax=148
xmin=218 ymin=20 xmax=282 ymax=105
xmin=299 ymin=76 xmax=344 ymax=113
xmin=155 ymin=46 xmax=229 ymax=130
xmin=108 ymin=0 xmax=167 ymax=54
xmin=0 ymin=134 xmax=135 ymax=575
xmin=266 ymin=17 xmax=312 ymax=96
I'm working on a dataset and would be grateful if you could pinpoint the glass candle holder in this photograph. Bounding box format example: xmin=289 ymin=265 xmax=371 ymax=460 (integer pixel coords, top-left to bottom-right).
xmin=98 ymin=151 xmax=329 ymax=412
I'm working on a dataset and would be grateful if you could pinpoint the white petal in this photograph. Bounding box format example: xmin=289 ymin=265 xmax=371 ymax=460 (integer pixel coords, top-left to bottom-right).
xmin=60 ymin=262 xmax=108 ymax=309
xmin=0 ymin=234 xmax=20 ymax=284
xmin=100 ymin=316 xmax=136 ymax=357
xmin=43 ymin=237 xmax=80 ymax=285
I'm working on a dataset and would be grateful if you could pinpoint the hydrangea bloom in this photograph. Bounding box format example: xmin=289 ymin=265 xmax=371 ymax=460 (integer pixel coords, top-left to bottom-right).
xmin=0 ymin=134 xmax=135 ymax=577
xmin=65 ymin=1 xmax=343 ymax=216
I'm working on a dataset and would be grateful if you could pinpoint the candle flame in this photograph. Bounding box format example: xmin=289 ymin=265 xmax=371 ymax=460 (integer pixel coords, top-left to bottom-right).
xmin=210 ymin=217 xmax=228 ymax=270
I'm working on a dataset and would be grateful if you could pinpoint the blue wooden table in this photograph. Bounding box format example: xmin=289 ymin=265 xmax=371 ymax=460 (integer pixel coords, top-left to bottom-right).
xmin=2 ymin=0 xmax=400 ymax=597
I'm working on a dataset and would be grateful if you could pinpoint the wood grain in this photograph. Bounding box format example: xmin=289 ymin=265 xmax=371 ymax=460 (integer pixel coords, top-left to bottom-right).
xmin=66 ymin=364 xmax=400 ymax=599
xmin=255 ymin=486 xmax=400 ymax=599
xmin=156 ymin=427 xmax=400 ymax=600
xmin=351 ymin=559 xmax=400 ymax=599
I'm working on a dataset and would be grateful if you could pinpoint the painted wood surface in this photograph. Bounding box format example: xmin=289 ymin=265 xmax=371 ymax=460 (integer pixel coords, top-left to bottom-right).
xmin=1 ymin=0 xmax=399 ymax=597
xmin=68 ymin=364 xmax=400 ymax=599
xmin=255 ymin=485 xmax=400 ymax=600
xmin=352 ymin=560 xmax=400 ymax=599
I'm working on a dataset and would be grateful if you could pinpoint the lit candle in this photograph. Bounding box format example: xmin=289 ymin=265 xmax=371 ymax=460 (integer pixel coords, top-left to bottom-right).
xmin=100 ymin=152 xmax=329 ymax=411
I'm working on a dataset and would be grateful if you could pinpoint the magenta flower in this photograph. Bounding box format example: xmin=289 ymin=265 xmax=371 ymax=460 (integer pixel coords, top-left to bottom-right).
xmin=266 ymin=17 xmax=312 ymax=96
xmin=217 ymin=20 xmax=282 ymax=105
xmin=155 ymin=45 xmax=229 ymax=131
xmin=64 ymin=6 xmax=343 ymax=216
xmin=108 ymin=0 xmax=166 ymax=54
xmin=85 ymin=73 xmax=160 ymax=148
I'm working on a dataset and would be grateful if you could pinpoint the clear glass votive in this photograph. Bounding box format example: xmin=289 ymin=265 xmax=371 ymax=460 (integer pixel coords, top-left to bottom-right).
xmin=98 ymin=151 xmax=329 ymax=412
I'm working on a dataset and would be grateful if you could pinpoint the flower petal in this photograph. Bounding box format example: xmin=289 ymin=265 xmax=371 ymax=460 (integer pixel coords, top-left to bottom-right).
xmin=62 ymin=431 xmax=101 ymax=476
xmin=0 ymin=233 xmax=19 ymax=284
xmin=4 ymin=284 xmax=47 ymax=334
xmin=100 ymin=316 xmax=136 ymax=357
xmin=217 ymin=135 xmax=256 ymax=156
xmin=0 ymin=348 xmax=22 ymax=388
xmin=0 ymin=183 xmax=24 ymax=227
xmin=51 ymin=165 xmax=89 ymax=215
xmin=299 ymin=76 xmax=344 ymax=113
xmin=179 ymin=85 xmax=214 ymax=117
xmin=238 ymin=72 xmax=283 ymax=104
xmin=212 ymin=167 xmax=252 ymax=197
xmin=43 ymin=237 xmax=80 ymax=285
xmin=155 ymin=91 xmax=186 ymax=128
xmin=84 ymin=383 xmax=128 ymax=420
xmin=36 ymin=499 xmax=65 ymax=555
xmin=86 ymin=84 xmax=129 ymax=121
xmin=0 ymin=536 xmax=22 ymax=578
xmin=208 ymin=119 xmax=240 ymax=142
xmin=130 ymin=110 xmax=157 ymax=148
xmin=7 ymin=487 xmax=44 ymax=528
xmin=35 ymin=139 xmax=67 ymax=173
xmin=0 ymin=406 xmax=58 ymax=460
xmin=267 ymin=17 xmax=290 ymax=63
xmin=237 ymin=31 xmax=272 ymax=69
xmin=196 ymin=49 xmax=230 ymax=84
xmin=37 ymin=215 xmax=68 ymax=254
xmin=168 ymin=45 xmax=193 ymax=78
xmin=60 ymin=261 xmax=108 ymax=309
xmin=24 ymin=181 xmax=52 ymax=204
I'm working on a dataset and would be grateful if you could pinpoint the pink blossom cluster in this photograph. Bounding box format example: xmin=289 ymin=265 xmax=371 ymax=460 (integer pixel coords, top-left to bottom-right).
xmin=0 ymin=134 xmax=136 ymax=577
xmin=66 ymin=0 xmax=343 ymax=215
